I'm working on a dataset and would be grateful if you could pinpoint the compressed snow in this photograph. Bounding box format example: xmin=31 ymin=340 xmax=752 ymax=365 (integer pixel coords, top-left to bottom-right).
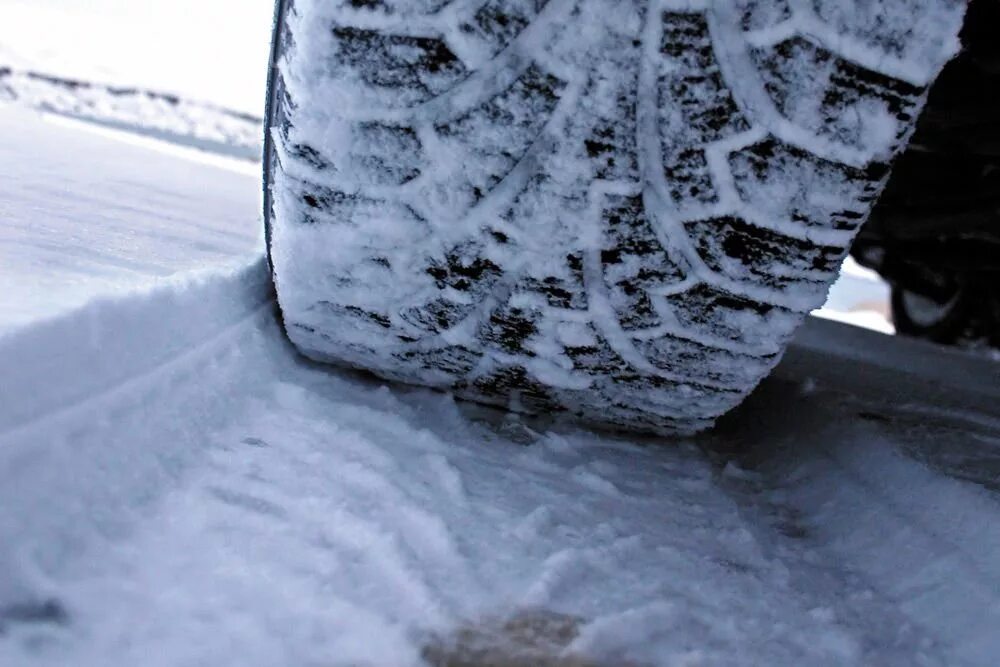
xmin=3 ymin=248 xmax=998 ymax=665
xmin=3 ymin=254 xmax=999 ymax=665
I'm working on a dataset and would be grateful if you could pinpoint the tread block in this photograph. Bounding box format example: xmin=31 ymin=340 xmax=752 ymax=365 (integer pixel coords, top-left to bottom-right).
xmin=395 ymin=345 xmax=481 ymax=378
xmin=658 ymin=13 xmax=748 ymax=208
xmin=286 ymin=179 xmax=429 ymax=232
xmin=289 ymin=320 xmax=391 ymax=366
xmin=401 ymin=298 xmax=476 ymax=332
xmin=564 ymin=336 xmax=632 ymax=376
xmin=331 ymin=26 xmax=468 ymax=105
xmin=297 ymin=183 xmax=355 ymax=217
xmin=735 ymin=0 xmax=792 ymax=31
xmin=659 ymin=13 xmax=750 ymax=146
xmin=352 ymin=123 xmax=424 ymax=185
xmin=566 ymin=338 xmax=741 ymax=420
xmin=479 ymin=305 xmax=540 ymax=356
xmin=289 ymin=181 xmax=384 ymax=225
xmin=729 ymin=138 xmax=887 ymax=231
xmin=558 ymin=386 xmax=715 ymax=435
xmin=522 ymin=253 xmax=588 ymax=310
xmin=579 ymin=43 xmax=640 ymax=180
xmin=470 ymin=366 xmax=563 ymax=412
xmin=617 ymin=288 xmax=660 ymax=332
xmin=435 ymin=64 xmax=565 ymax=206
xmin=459 ymin=0 xmax=549 ymax=57
xmin=401 ymin=244 xmax=501 ymax=332
xmin=754 ymin=37 xmax=925 ymax=150
xmin=592 ymin=374 xmax=741 ymax=421
xmin=335 ymin=1 xmax=454 ymax=14
xmin=310 ymin=301 xmax=392 ymax=332
xmin=811 ymin=0 xmax=966 ymax=65
xmin=286 ymin=142 xmax=335 ymax=172
xmin=601 ymin=195 xmax=685 ymax=330
xmin=665 ymin=284 xmax=800 ymax=351
xmin=685 ymin=215 xmax=843 ymax=289
xmin=426 ymin=244 xmax=502 ymax=293
xmin=557 ymin=343 xmax=735 ymax=428
xmin=635 ymin=334 xmax=776 ymax=387
xmin=583 ymin=79 xmax=640 ymax=179
xmin=663 ymin=148 xmax=718 ymax=207
xmin=658 ymin=12 xmax=714 ymax=71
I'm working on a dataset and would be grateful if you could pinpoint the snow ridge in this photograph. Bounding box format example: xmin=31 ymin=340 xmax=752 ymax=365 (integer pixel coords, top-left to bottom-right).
xmin=0 ymin=67 xmax=263 ymax=160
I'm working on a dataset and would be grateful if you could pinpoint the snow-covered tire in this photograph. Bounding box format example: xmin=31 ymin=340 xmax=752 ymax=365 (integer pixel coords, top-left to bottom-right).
xmin=264 ymin=0 xmax=966 ymax=435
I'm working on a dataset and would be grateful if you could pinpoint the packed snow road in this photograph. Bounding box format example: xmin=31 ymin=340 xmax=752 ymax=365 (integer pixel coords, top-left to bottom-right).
xmin=2 ymin=108 xmax=1000 ymax=666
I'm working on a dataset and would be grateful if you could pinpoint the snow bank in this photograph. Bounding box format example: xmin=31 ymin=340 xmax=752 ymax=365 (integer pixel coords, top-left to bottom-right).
xmin=0 ymin=258 xmax=274 ymax=605
xmin=0 ymin=68 xmax=262 ymax=159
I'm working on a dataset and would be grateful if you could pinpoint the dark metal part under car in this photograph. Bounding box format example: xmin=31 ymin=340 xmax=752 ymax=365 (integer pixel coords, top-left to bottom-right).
xmin=852 ymin=0 xmax=1000 ymax=346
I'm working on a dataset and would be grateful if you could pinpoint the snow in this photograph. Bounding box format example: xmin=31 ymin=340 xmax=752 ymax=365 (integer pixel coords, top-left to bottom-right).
xmin=0 ymin=1 xmax=270 ymax=163
xmin=810 ymin=307 xmax=894 ymax=334
xmin=0 ymin=70 xmax=264 ymax=160
xmin=0 ymin=0 xmax=274 ymax=115
xmin=3 ymin=105 xmax=1000 ymax=666
xmin=266 ymin=0 xmax=960 ymax=435
xmin=814 ymin=257 xmax=894 ymax=334
xmin=0 ymin=301 xmax=865 ymax=664
xmin=0 ymin=107 xmax=260 ymax=333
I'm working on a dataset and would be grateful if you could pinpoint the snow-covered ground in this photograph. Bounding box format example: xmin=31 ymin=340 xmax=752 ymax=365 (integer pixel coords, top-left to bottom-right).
xmin=2 ymin=99 xmax=1000 ymax=667
xmin=0 ymin=1 xmax=271 ymax=167
xmin=0 ymin=0 xmax=274 ymax=115
xmin=0 ymin=108 xmax=260 ymax=333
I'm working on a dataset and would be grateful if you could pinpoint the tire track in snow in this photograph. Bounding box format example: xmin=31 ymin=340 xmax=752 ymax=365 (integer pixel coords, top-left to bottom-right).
xmin=703 ymin=320 xmax=1000 ymax=666
xmin=1 ymin=259 xmax=886 ymax=666
xmin=0 ymin=259 xmax=276 ymax=606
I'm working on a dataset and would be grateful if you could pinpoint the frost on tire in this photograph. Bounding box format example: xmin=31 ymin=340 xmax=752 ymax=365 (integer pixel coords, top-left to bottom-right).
xmin=265 ymin=0 xmax=966 ymax=435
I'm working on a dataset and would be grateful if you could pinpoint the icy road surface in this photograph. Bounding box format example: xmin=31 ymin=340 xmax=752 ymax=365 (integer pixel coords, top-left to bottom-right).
xmin=2 ymin=109 xmax=1000 ymax=666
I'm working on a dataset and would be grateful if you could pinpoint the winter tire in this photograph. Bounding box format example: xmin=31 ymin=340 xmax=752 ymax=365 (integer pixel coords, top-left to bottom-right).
xmin=264 ymin=0 xmax=966 ymax=434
